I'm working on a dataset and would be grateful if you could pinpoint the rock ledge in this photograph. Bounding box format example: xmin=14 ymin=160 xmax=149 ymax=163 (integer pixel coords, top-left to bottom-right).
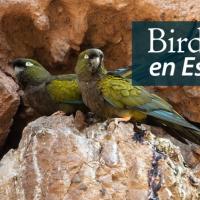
xmin=0 ymin=113 xmax=199 ymax=200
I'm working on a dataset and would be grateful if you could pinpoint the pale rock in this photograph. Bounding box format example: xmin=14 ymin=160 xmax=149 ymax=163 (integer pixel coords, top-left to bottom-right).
xmin=0 ymin=114 xmax=199 ymax=200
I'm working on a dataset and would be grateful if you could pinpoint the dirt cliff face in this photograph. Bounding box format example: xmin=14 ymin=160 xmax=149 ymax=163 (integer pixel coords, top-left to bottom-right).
xmin=0 ymin=1 xmax=200 ymax=198
xmin=0 ymin=113 xmax=199 ymax=200
xmin=0 ymin=0 xmax=199 ymax=71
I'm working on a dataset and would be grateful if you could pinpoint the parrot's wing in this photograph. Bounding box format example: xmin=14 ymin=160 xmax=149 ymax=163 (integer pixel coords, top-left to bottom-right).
xmin=46 ymin=78 xmax=83 ymax=105
xmin=98 ymin=75 xmax=200 ymax=131
xmin=98 ymin=75 xmax=172 ymax=111
xmin=107 ymin=66 xmax=132 ymax=78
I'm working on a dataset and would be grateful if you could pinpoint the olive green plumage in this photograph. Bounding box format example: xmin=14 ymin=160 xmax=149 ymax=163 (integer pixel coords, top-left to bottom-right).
xmin=12 ymin=58 xmax=131 ymax=115
xmin=75 ymin=48 xmax=200 ymax=145
xmin=12 ymin=58 xmax=83 ymax=115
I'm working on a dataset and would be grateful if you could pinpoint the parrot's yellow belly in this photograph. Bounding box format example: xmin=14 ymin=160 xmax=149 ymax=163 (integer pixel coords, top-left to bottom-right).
xmin=104 ymin=106 xmax=147 ymax=121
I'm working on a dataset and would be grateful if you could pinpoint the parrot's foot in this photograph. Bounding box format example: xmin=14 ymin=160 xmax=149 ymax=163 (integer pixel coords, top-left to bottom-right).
xmin=106 ymin=117 xmax=131 ymax=131
xmin=85 ymin=112 xmax=101 ymax=125
xmin=133 ymin=130 xmax=146 ymax=143
xmin=74 ymin=110 xmax=87 ymax=130
xmin=107 ymin=117 xmax=131 ymax=126
xmin=52 ymin=111 xmax=66 ymax=116
xmin=133 ymin=123 xmax=147 ymax=143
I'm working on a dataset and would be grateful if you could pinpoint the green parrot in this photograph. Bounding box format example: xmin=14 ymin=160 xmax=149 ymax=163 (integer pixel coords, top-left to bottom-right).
xmin=75 ymin=48 xmax=200 ymax=145
xmin=11 ymin=58 xmax=131 ymax=115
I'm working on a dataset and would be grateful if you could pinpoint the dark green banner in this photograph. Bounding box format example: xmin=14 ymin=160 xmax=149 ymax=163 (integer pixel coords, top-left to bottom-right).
xmin=132 ymin=21 xmax=200 ymax=86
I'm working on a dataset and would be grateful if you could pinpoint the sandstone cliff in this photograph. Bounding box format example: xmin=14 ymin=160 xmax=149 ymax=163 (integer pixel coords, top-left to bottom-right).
xmin=0 ymin=113 xmax=199 ymax=200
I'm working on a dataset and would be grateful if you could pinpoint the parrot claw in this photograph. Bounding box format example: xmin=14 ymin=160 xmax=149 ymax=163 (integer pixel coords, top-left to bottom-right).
xmin=133 ymin=123 xmax=147 ymax=143
xmin=106 ymin=117 xmax=131 ymax=131
xmin=85 ymin=112 xmax=101 ymax=125
xmin=133 ymin=130 xmax=146 ymax=143
xmin=74 ymin=110 xmax=87 ymax=130
xmin=107 ymin=117 xmax=131 ymax=126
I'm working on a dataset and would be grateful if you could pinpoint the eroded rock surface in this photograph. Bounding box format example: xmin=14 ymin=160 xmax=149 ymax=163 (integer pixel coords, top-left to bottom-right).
xmin=0 ymin=113 xmax=199 ymax=200
xmin=0 ymin=0 xmax=199 ymax=71
xmin=0 ymin=70 xmax=19 ymax=148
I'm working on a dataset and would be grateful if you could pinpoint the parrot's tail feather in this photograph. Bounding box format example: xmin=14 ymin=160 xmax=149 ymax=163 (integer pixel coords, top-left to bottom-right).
xmin=148 ymin=110 xmax=200 ymax=131
xmin=163 ymin=126 xmax=189 ymax=144
xmin=165 ymin=123 xmax=200 ymax=145
xmin=147 ymin=110 xmax=200 ymax=145
xmin=107 ymin=66 xmax=132 ymax=78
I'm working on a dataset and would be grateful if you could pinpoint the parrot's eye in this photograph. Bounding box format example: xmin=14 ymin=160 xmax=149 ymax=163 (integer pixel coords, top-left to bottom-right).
xmin=84 ymin=54 xmax=89 ymax=59
xmin=25 ymin=62 xmax=34 ymax=67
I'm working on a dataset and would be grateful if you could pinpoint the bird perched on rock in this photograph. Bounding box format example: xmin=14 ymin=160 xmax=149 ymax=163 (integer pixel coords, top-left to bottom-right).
xmin=75 ymin=48 xmax=200 ymax=145
xmin=11 ymin=58 xmax=131 ymax=115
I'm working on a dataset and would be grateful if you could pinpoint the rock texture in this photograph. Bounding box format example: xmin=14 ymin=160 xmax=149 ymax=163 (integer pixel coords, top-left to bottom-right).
xmin=1 ymin=0 xmax=199 ymax=71
xmin=0 ymin=70 xmax=19 ymax=148
xmin=0 ymin=113 xmax=199 ymax=200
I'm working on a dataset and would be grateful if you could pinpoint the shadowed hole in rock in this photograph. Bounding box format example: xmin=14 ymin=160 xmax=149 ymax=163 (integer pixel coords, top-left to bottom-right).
xmin=80 ymin=6 xmax=130 ymax=69
xmin=0 ymin=103 xmax=27 ymax=159
xmin=112 ymin=174 xmax=119 ymax=181
xmin=48 ymin=0 xmax=71 ymax=29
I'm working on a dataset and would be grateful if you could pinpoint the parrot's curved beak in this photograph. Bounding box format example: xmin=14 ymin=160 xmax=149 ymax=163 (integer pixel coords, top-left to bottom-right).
xmin=90 ymin=57 xmax=104 ymax=74
xmin=8 ymin=58 xmax=26 ymax=75
xmin=90 ymin=53 xmax=104 ymax=73
xmin=14 ymin=66 xmax=25 ymax=75
xmin=90 ymin=57 xmax=101 ymax=71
